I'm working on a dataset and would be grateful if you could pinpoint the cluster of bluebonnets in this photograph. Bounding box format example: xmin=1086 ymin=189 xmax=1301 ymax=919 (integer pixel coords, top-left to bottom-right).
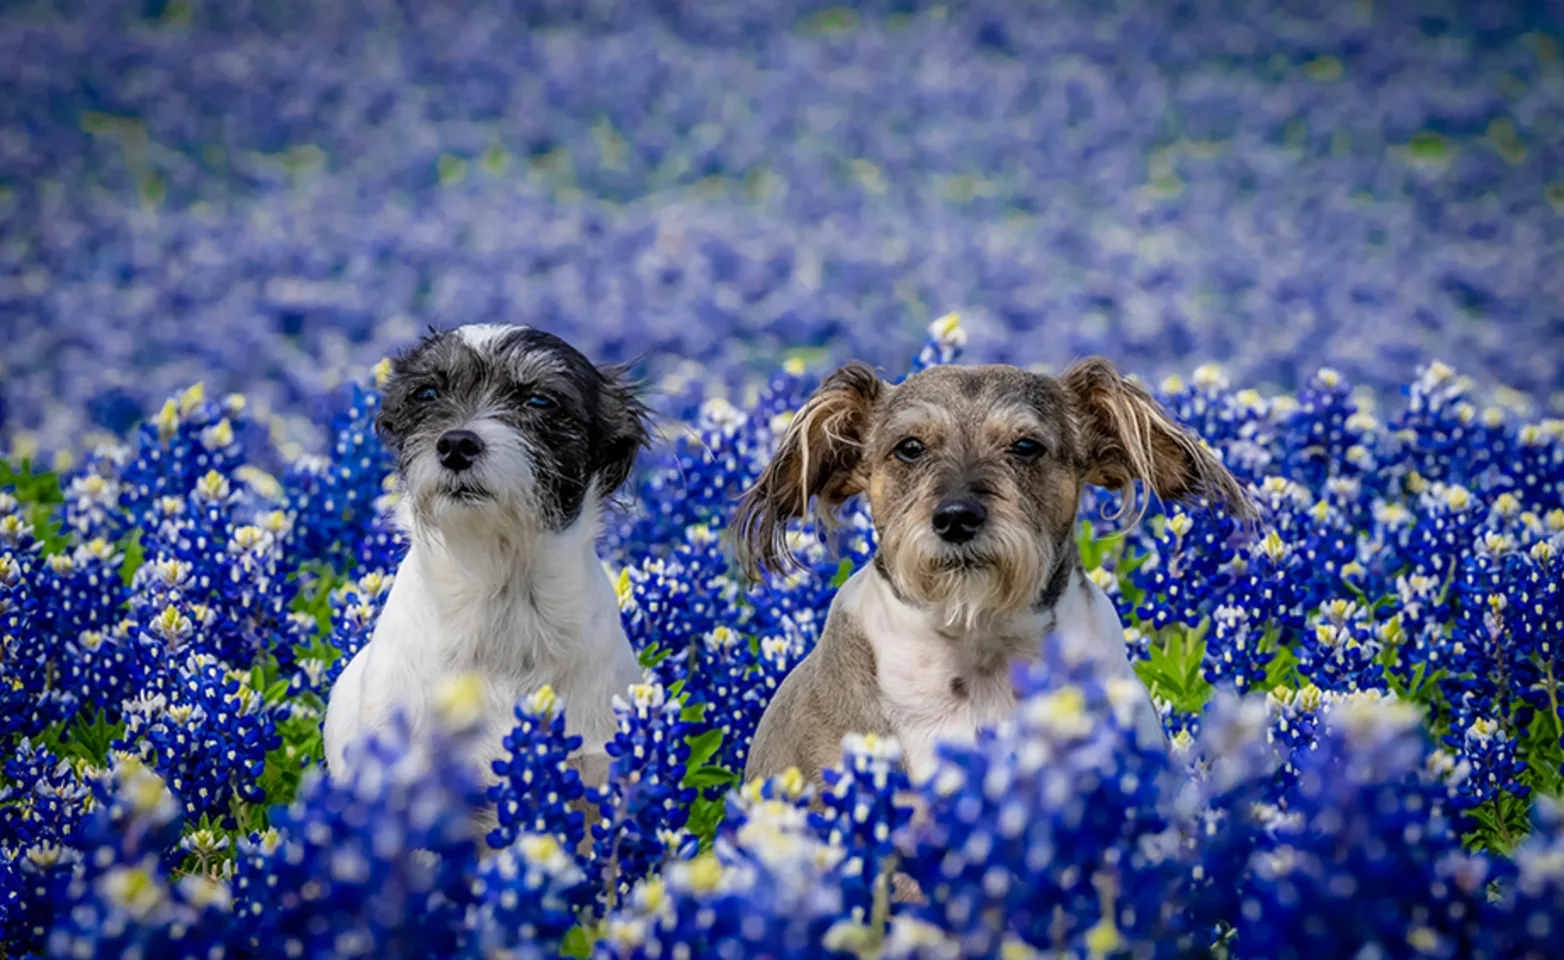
xmin=3 ymin=312 xmax=1563 ymax=957
xmin=4 ymin=0 xmax=1564 ymax=957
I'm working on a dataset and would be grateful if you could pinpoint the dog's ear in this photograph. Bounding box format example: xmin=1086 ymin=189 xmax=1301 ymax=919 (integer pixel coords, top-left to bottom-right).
xmin=1059 ymin=357 xmax=1255 ymax=525
xmin=731 ymin=362 xmax=884 ymax=581
xmin=592 ymin=362 xmax=652 ymax=498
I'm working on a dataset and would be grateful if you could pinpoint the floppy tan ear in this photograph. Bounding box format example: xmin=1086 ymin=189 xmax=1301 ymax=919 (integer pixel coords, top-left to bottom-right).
xmin=1059 ymin=357 xmax=1256 ymax=526
xmin=730 ymin=362 xmax=884 ymax=581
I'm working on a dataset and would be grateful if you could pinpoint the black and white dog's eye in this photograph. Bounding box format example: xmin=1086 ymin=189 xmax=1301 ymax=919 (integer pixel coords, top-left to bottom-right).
xmin=1010 ymin=438 xmax=1045 ymax=461
xmin=524 ymin=394 xmax=556 ymax=410
xmin=893 ymin=437 xmax=925 ymax=463
xmin=415 ymin=385 xmax=439 ymax=403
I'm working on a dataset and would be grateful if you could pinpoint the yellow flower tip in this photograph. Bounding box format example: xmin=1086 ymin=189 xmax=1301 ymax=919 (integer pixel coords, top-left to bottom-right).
xmin=1166 ymin=512 xmax=1194 ymax=537
xmin=1442 ymin=485 xmax=1471 ymax=511
xmin=1086 ymin=566 xmax=1116 ymax=591
xmin=1260 ymin=529 xmax=1289 ymax=563
xmin=1316 ymin=367 xmax=1342 ymax=388
xmin=178 ymin=382 xmax=206 ymax=415
xmin=1297 ymin=683 xmax=1324 ymax=712
xmin=930 ymin=311 xmax=963 ymax=340
xmin=638 ymin=877 xmax=667 ymax=913
xmin=153 ymin=399 xmax=180 ymax=438
xmin=52 ymin=449 xmax=74 ymax=472
xmin=230 ymin=525 xmax=266 ymax=551
xmin=1084 ymin=917 xmax=1126 ymax=959
xmin=525 ymin=684 xmax=559 ymax=718
xmin=1426 ymin=360 xmax=1455 ymax=384
xmin=782 ymin=356 xmax=807 ymax=376
xmin=683 ymin=855 xmax=724 ymax=893
xmin=777 ymin=766 xmax=806 ymax=798
xmin=195 ymin=469 xmax=231 ymax=502
xmin=1192 ymin=362 xmax=1227 ymax=389
xmin=433 ymin=673 xmax=486 ymax=731
xmin=614 ymin=566 xmax=634 ymax=608
xmin=102 ymin=865 xmax=167 ymax=918
xmin=372 ymin=357 xmax=394 ymax=389
xmin=1027 ymin=684 xmax=1090 ymax=737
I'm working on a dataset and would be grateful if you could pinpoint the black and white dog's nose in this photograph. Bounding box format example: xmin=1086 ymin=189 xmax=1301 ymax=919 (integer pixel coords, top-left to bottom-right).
xmin=932 ymin=498 xmax=986 ymax=543
xmin=436 ymin=429 xmax=485 ymax=472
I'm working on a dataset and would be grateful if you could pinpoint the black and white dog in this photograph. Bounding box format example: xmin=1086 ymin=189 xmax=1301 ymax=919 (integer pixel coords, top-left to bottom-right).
xmin=323 ymin=324 xmax=649 ymax=817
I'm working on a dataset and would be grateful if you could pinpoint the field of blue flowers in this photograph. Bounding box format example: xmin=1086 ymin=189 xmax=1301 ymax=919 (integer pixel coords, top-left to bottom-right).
xmin=2 ymin=0 xmax=1563 ymax=957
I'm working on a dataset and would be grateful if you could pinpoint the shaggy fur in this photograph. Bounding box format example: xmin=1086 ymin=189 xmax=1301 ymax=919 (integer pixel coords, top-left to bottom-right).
xmin=735 ymin=357 xmax=1255 ymax=788
xmin=323 ymin=324 xmax=649 ymax=845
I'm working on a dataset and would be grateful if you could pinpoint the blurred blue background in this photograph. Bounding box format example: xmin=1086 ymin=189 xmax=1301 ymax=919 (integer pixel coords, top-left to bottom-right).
xmin=1 ymin=0 xmax=1560 ymax=462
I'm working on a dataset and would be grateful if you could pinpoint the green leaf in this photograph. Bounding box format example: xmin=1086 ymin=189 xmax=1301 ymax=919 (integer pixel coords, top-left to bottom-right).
xmin=118 ymin=528 xmax=145 ymax=586
xmin=685 ymin=794 xmax=728 ymax=851
xmin=560 ymin=925 xmax=595 ymax=958
xmin=684 ymin=729 xmax=724 ymax=771
xmin=638 ymin=643 xmax=672 ymax=669
xmin=263 ymin=679 xmax=292 ymax=705
xmin=1253 ymin=644 xmax=1301 ymax=695
xmin=680 ymin=702 xmax=708 ymax=724
xmin=829 ymin=559 xmax=855 ymax=589
xmin=682 ymin=765 xmax=739 ymax=789
xmin=49 ymin=708 xmax=124 ymax=768
xmin=0 ymin=459 xmax=65 ymax=505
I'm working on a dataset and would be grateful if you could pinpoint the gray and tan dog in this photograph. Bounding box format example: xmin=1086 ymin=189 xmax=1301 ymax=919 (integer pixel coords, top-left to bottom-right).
xmin=732 ymin=358 xmax=1255 ymax=794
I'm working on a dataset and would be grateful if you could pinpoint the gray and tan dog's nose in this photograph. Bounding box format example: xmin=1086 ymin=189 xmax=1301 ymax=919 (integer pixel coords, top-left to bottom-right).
xmin=437 ymin=429 xmax=485 ymax=472
xmin=932 ymin=498 xmax=986 ymax=543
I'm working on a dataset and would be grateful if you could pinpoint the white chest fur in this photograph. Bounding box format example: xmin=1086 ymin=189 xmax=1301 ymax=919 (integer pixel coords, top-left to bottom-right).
xmin=322 ymin=500 xmax=642 ymax=789
xmin=846 ymin=563 xmax=1158 ymax=783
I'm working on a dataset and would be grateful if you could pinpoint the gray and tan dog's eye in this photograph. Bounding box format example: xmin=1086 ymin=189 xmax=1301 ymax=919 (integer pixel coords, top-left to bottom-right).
xmin=893 ymin=437 xmax=925 ymax=462
xmin=1009 ymin=438 xmax=1045 ymax=462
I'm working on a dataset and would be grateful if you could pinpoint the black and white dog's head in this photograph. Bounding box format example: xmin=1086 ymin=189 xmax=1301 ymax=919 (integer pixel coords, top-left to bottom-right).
xmin=376 ymin=324 xmax=650 ymax=535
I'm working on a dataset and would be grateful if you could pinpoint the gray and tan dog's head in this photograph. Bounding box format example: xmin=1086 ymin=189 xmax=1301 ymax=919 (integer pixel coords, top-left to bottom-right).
xmin=376 ymin=324 xmax=649 ymax=535
xmin=732 ymin=358 xmax=1255 ymax=631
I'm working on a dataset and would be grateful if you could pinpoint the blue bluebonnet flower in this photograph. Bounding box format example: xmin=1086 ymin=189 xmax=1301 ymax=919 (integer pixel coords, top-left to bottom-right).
xmin=1232 ymin=694 xmax=1496 ymax=960
xmin=486 ymin=684 xmax=591 ymax=863
xmin=0 ymin=741 xmax=94 ymax=953
xmin=1488 ymin=794 xmax=1564 ymax=958
xmin=1279 ymin=369 xmax=1365 ymax=487
xmin=118 ymin=385 xmax=251 ymax=527
xmin=1133 ymin=505 xmax=1241 ymax=631
xmin=808 ymin=732 xmax=914 ymax=922
xmin=131 ymin=653 xmax=281 ymax=826
xmin=46 ymin=754 xmax=233 ymax=960
xmin=282 ymin=375 xmax=396 ymax=567
xmin=1298 ymin=598 xmax=1386 ymax=695
xmin=229 ymin=700 xmax=484 ymax=958
xmin=898 ymin=637 xmax=1181 ymax=956
xmin=314 ymin=569 xmax=395 ymax=693
xmin=595 ymin=790 xmax=848 ymax=960
xmin=471 ymin=833 xmax=588 ymax=959
xmin=589 ymin=679 xmax=700 ymax=905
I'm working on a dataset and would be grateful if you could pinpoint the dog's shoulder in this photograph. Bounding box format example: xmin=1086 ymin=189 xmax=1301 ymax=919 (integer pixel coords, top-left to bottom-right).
xmin=744 ymin=586 xmax=890 ymax=787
